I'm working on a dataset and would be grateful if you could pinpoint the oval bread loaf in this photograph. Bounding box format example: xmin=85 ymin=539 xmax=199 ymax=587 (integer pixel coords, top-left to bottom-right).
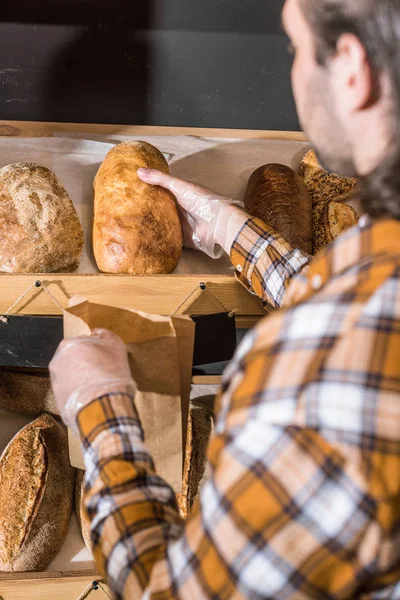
xmin=93 ymin=141 xmax=183 ymax=274
xmin=244 ymin=163 xmax=312 ymax=254
xmin=0 ymin=413 xmax=75 ymax=571
xmin=298 ymin=149 xmax=358 ymax=205
xmin=0 ymin=162 xmax=84 ymax=273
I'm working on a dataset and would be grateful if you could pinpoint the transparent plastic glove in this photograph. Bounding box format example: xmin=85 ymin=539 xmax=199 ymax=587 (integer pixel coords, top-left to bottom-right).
xmin=49 ymin=328 xmax=135 ymax=431
xmin=137 ymin=168 xmax=248 ymax=258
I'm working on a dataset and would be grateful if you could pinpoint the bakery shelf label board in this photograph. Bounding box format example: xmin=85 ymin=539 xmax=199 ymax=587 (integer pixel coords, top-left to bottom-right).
xmin=0 ymin=315 xmax=63 ymax=369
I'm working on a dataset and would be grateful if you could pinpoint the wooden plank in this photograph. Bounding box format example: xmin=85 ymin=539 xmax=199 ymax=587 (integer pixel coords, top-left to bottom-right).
xmin=192 ymin=375 xmax=221 ymax=385
xmin=0 ymin=120 xmax=306 ymax=141
xmin=0 ymin=274 xmax=265 ymax=319
xmin=0 ymin=574 xmax=108 ymax=600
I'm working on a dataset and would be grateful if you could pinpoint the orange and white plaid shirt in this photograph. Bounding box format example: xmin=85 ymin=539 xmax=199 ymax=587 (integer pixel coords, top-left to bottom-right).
xmin=77 ymin=215 xmax=400 ymax=599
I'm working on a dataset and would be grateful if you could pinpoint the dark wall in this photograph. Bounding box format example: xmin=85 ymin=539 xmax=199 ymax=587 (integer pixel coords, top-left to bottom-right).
xmin=0 ymin=0 xmax=299 ymax=130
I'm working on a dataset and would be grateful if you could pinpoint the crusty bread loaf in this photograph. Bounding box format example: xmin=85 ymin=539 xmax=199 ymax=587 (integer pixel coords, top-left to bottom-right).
xmin=93 ymin=141 xmax=183 ymax=274
xmin=0 ymin=372 xmax=58 ymax=416
xmin=0 ymin=163 xmax=84 ymax=273
xmin=244 ymin=163 xmax=312 ymax=254
xmin=0 ymin=414 xmax=74 ymax=571
xmin=176 ymin=401 xmax=213 ymax=519
xmin=75 ymin=469 xmax=92 ymax=555
xmin=299 ymin=149 xmax=358 ymax=206
xmin=313 ymin=201 xmax=359 ymax=254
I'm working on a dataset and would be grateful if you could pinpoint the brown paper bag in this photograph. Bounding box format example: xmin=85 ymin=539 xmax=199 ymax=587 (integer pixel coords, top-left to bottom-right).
xmin=64 ymin=298 xmax=195 ymax=493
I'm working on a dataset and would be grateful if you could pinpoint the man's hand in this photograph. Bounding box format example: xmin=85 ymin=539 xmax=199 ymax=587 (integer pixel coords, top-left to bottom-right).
xmin=49 ymin=329 xmax=135 ymax=430
xmin=137 ymin=168 xmax=248 ymax=258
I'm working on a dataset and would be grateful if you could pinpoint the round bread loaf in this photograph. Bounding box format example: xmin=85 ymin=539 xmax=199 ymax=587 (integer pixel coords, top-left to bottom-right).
xmin=93 ymin=141 xmax=183 ymax=274
xmin=298 ymin=149 xmax=358 ymax=205
xmin=0 ymin=162 xmax=84 ymax=273
xmin=0 ymin=414 xmax=75 ymax=571
xmin=244 ymin=163 xmax=312 ymax=254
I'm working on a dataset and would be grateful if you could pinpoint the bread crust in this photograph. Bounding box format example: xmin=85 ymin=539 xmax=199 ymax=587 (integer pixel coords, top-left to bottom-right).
xmin=299 ymin=149 xmax=358 ymax=206
xmin=313 ymin=201 xmax=358 ymax=254
xmin=93 ymin=141 xmax=183 ymax=274
xmin=0 ymin=163 xmax=83 ymax=273
xmin=0 ymin=414 xmax=74 ymax=571
xmin=244 ymin=163 xmax=312 ymax=254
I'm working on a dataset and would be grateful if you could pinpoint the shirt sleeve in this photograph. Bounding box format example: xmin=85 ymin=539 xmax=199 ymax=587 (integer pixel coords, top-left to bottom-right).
xmin=77 ymin=343 xmax=380 ymax=599
xmin=230 ymin=217 xmax=310 ymax=308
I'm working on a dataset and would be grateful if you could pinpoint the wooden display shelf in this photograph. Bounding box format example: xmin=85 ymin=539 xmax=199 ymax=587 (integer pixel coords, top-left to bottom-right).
xmin=0 ymin=119 xmax=305 ymax=141
xmin=0 ymin=120 xmax=301 ymax=596
xmin=0 ymin=571 xmax=106 ymax=600
xmin=0 ymin=273 xmax=266 ymax=329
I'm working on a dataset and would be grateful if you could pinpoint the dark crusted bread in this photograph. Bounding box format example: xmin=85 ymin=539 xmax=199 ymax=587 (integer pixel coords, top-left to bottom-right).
xmin=244 ymin=163 xmax=312 ymax=254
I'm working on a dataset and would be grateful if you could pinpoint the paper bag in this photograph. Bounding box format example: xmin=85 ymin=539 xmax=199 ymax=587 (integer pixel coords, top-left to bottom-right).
xmin=64 ymin=298 xmax=195 ymax=493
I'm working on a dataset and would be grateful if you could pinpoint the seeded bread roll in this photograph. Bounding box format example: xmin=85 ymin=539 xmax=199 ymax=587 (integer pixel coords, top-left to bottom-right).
xmin=313 ymin=201 xmax=359 ymax=254
xmin=0 ymin=163 xmax=84 ymax=273
xmin=75 ymin=469 xmax=92 ymax=555
xmin=244 ymin=163 xmax=312 ymax=254
xmin=0 ymin=414 xmax=74 ymax=571
xmin=93 ymin=141 xmax=183 ymax=274
xmin=299 ymin=149 xmax=358 ymax=206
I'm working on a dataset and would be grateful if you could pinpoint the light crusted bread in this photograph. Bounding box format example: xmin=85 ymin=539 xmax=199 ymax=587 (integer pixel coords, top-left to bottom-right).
xmin=0 ymin=413 xmax=74 ymax=571
xmin=93 ymin=141 xmax=183 ymax=274
xmin=75 ymin=469 xmax=92 ymax=555
xmin=0 ymin=163 xmax=84 ymax=273
xmin=244 ymin=163 xmax=312 ymax=254
xmin=299 ymin=149 xmax=358 ymax=206
xmin=313 ymin=201 xmax=359 ymax=254
xmin=0 ymin=372 xmax=58 ymax=416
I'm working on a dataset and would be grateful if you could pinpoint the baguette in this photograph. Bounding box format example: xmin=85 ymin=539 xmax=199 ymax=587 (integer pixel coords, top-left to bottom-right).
xmin=0 ymin=414 xmax=74 ymax=571
xmin=313 ymin=201 xmax=359 ymax=254
xmin=299 ymin=149 xmax=358 ymax=206
xmin=93 ymin=141 xmax=183 ymax=274
xmin=0 ymin=163 xmax=83 ymax=273
xmin=244 ymin=163 xmax=312 ymax=254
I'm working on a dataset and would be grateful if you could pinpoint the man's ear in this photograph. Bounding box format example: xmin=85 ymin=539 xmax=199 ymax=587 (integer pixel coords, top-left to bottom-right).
xmin=331 ymin=33 xmax=375 ymax=113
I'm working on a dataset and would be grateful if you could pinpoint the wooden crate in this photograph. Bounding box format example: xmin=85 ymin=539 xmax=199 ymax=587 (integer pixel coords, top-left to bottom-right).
xmin=0 ymin=120 xmax=302 ymax=597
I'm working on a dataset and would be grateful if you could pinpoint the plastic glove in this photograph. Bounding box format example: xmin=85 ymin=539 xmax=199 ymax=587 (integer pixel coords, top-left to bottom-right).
xmin=137 ymin=168 xmax=248 ymax=259
xmin=49 ymin=328 xmax=135 ymax=431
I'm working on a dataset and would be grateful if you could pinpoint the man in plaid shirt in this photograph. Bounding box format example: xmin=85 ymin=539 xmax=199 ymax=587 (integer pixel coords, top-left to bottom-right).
xmin=50 ymin=0 xmax=400 ymax=598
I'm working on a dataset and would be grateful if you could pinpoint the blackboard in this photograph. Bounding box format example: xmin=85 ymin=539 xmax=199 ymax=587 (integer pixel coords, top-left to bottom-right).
xmin=0 ymin=0 xmax=299 ymax=130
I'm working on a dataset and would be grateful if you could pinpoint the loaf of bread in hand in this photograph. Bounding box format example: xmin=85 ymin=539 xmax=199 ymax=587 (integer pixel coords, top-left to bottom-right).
xmin=299 ymin=149 xmax=358 ymax=205
xmin=0 ymin=414 xmax=74 ymax=571
xmin=93 ymin=141 xmax=183 ymax=274
xmin=0 ymin=162 xmax=84 ymax=273
xmin=313 ymin=201 xmax=358 ymax=254
xmin=244 ymin=163 xmax=312 ymax=254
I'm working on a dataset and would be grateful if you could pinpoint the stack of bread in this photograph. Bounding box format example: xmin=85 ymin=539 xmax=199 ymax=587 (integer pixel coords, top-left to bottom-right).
xmin=298 ymin=149 xmax=359 ymax=254
xmin=243 ymin=150 xmax=359 ymax=258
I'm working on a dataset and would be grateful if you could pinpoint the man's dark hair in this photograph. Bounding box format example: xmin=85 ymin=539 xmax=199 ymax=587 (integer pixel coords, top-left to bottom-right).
xmin=301 ymin=0 xmax=400 ymax=219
